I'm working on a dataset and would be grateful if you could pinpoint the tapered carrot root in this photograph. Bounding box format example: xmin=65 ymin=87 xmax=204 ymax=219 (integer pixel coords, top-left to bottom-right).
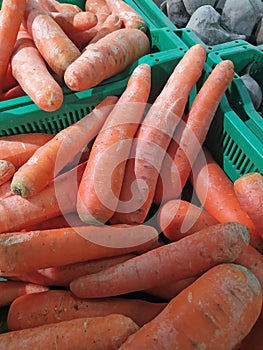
xmin=111 ymin=44 xmax=207 ymax=225
xmin=0 ymin=314 xmax=139 ymax=350
xmin=0 ymin=160 xmax=15 ymax=186
xmin=0 ymin=224 xmax=160 ymax=277
xmin=119 ymin=263 xmax=262 ymax=350
xmin=7 ymin=289 xmax=167 ymax=330
xmin=0 ymin=281 xmax=48 ymax=307
xmin=11 ymin=96 xmax=117 ymax=197
xmin=70 ymin=222 xmax=250 ymax=298
xmin=77 ymin=64 xmax=151 ymax=224
xmin=158 ymin=199 xmax=218 ymax=241
xmin=64 ymin=28 xmax=150 ymax=91
xmin=11 ymin=29 xmax=64 ymax=112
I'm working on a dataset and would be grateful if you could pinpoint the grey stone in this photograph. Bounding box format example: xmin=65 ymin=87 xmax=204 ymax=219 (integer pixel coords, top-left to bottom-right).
xmin=241 ymin=74 xmax=262 ymax=111
xmin=182 ymin=0 xmax=216 ymax=15
xmin=255 ymin=16 xmax=263 ymax=45
xmin=166 ymin=0 xmax=190 ymax=27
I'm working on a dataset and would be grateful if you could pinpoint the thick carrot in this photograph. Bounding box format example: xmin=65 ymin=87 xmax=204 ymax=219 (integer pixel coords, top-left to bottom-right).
xmin=50 ymin=10 xmax=98 ymax=33
xmin=77 ymin=64 xmax=151 ymax=224
xmin=0 ymin=281 xmax=48 ymax=307
xmin=70 ymin=222 xmax=250 ymax=298
xmin=0 ymin=224 xmax=160 ymax=276
xmin=0 ymin=160 xmax=15 ymax=186
xmin=0 ymin=0 xmax=26 ymax=93
xmin=105 ymin=0 xmax=147 ymax=31
xmin=64 ymin=28 xmax=150 ymax=91
xmin=191 ymin=147 xmax=263 ymax=251
xmin=11 ymin=95 xmax=117 ymax=197
xmin=158 ymin=199 xmax=218 ymax=241
xmin=0 ymin=85 xmax=26 ymax=101
xmin=24 ymin=0 xmax=81 ymax=77
xmin=234 ymin=172 xmax=263 ymax=232
xmin=0 ymin=162 xmax=86 ymax=234
xmin=0 ymin=133 xmax=54 ymax=169
xmin=0 ymin=314 xmax=139 ymax=350
xmin=88 ymin=14 xmax=122 ymax=44
xmin=7 ymin=289 xmax=167 ymax=330
xmin=85 ymin=0 xmax=111 ymax=29
xmin=110 ymin=44 xmax=207 ymax=225
xmin=11 ymin=29 xmax=64 ymax=112
xmin=36 ymin=0 xmax=82 ymax=13
xmin=119 ymin=263 xmax=262 ymax=350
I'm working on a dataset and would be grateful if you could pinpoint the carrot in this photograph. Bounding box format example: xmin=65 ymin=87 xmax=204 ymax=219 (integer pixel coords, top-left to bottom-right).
xmin=234 ymin=172 xmax=263 ymax=232
xmin=14 ymin=254 xmax=136 ymax=287
xmin=64 ymin=28 xmax=150 ymax=91
xmin=0 ymin=281 xmax=48 ymax=307
xmin=7 ymin=289 xmax=167 ymax=330
xmin=0 ymin=162 xmax=86 ymax=234
xmin=0 ymin=133 xmax=54 ymax=169
xmin=50 ymin=10 xmax=98 ymax=33
xmin=85 ymin=0 xmax=111 ymax=29
xmin=237 ymin=313 xmax=263 ymax=350
xmin=105 ymin=0 xmax=147 ymax=31
xmin=88 ymin=14 xmax=122 ymax=44
xmin=110 ymin=44 xmax=207 ymax=225
xmin=0 ymin=160 xmax=15 ymax=186
xmin=191 ymin=147 xmax=263 ymax=252
xmin=70 ymin=222 xmax=250 ymax=298
xmin=63 ymin=27 xmax=98 ymax=50
xmin=0 ymin=180 xmax=13 ymax=199
xmin=0 ymin=224 xmax=160 ymax=277
xmin=0 ymin=314 xmax=139 ymax=350
xmin=36 ymin=0 xmax=82 ymax=13
xmin=158 ymin=199 xmax=218 ymax=241
xmin=77 ymin=64 xmax=151 ymax=224
xmin=24 ymin=0 xmax=81 ymax=77
xmin=119 ymin=263 xmax=262 ymax=350
xmin=0 ymin=0 xmax=26 ymax=93
xmin=11 ymin=95 xmax=117 ymax=197
xmin=11 ymin=29 xmax=64 ymax=112
xmin=0 ymin=84 xmax=26 ymax=102
xmin=3 ymin=65 xmax=18 ymax=92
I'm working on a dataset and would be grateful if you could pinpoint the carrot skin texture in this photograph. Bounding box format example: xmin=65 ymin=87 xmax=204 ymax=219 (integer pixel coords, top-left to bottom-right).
xmin=77 ymin=64 xmax=151 ymax=224
xmin=119 ymin=263 xmax=262 ymax=350
xmin=64 ymin=28 xmax=150 ymax=91
xmin=36 ymin=0 xmax=82 ymax=13
xmin=0 ymin=224 xmax=160 ymax=276
xmin=70 ymin=222 xmax=250 ymax=298
xmin=0 ymin=314 xmax=139 ymax=350
xmin=0 ymin=0 xmax=26 ymax=93
xmin=11 ymin=96 xmax=117 ymax=197
xmin=88 ymin=14 xmax=122 ymax=44
xmin=110 ymin=44 xmax=207 ymax=225
xmin=0 ymin=160 xmax=15 ymax=186
xmin=7 ymin=289 xmax=167 ymax=330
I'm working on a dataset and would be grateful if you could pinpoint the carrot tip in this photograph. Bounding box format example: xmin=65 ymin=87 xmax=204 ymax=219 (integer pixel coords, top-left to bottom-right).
xmin=10 ymin=183 xmax=28 ymax=197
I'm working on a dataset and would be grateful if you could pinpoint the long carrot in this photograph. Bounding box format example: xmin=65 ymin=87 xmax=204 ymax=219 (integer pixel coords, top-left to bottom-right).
xmin=0 ymin=224 xmax=160 ymax=277
xmin=110 ymin=44 xmax=207 ymax=225
xmin=88 ymin=14 xmax=122 ymax=44
xmin=11 ymin=95 xmax=117 ymax=197
xmin=191 ymin=147 xmax=263 ymax=252
xmin=24 ymin=0 xmax=81 ymax=77
xmin=234 ymin=172 xmax=263 ymax=232
xmin=77 ymin=64 xmax=151 ymax=224
xmin=158 ymin=199 xmax=218 ymax=241
xmin=50 ymin=10 xmax=98 ymax=33
xmin=0 ymin=0 xmax=26 ymax=93
xmin=70 ymin=222 xmax=250 ymax=298
xmin=64 ymin=28 xmax=150 ymax=91
xmin=11 ymin=28 xmax=64 ymax=112
xmin=36 ymin=0 xmax=82 ymax=13
xmin=7 ymin=289 xmax=167 ymax=330
xmin=0 ymin=281 xmax=48 ymax=307
xmin=0 ymin=160 xmax=15 ymax=186
xmin=119 ymin=263 xmax=262 ymax=350
xmin=0 ymin=314 xmax=139 ymax=350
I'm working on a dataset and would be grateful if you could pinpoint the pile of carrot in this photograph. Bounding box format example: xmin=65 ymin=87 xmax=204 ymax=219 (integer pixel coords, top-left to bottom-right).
xmin=0 ymin=35 xmax=263 ymax=348
xmin=0 ymin=0 xmax=150 ymax=110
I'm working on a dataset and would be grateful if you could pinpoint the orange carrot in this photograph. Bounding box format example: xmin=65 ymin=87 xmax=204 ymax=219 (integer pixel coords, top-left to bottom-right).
xmin=11 ymin=29 xmax=64 ymax=112
xmin=7 ymin=289 xmax=166 ymax=330
xmin=70 ymin=222 xmax=250 ymax=298
xmin=0 ymin=224 xmax=160 ymax=277
xmin=88 ymin=14 xmax=122 ymax=44
xmin=119 ymin=263 xmax=262 ymax=350
xmin=0 ymin=162 xmax=86 ymax=234
xmin=3 ymin=65 xmax=18 ymax=92
xmin=85 ymin=0 xmax=111 ymax=29
xmin=0 ymin=160 xmax=15 ymax=186
xmin=0 ymin=180 xmax=13 ymax=199
xmin=0 ymin=0 xmax=26 ymax=93
xmin=191 ymin=147 xmax=263 ymax=251
xmin=36 ymin=0 xmax=82 ymax=13
xmin=50 ymin=10 xmax=98 ymax=33
xmin=234 ymin=172 xmax=263 ymax=232
xmin=0 ymin=84 xmax=26 ymax=102
xmin=0 ymin=281 xmax=48 ymax=307
xmin=105 ymin=0 xmax=147 ymax=31
xmin=24 ymin=0 xmax=81 ymax=77
xmin=158 ymin=199 xmax=218 ymax=241
xmin=110 ymin=44 xmax=207 ymax=225
xmin=0 ymin=133 xmax=54 ymax=169
xmin=77 ymin=64 xmax=151 ymax=224
xmin=63 ymin=27 xmax=98 ymax=50
xmin=64 ymin=28 xmax=150 ymax=91
xmin=0 ymin=314 xmax=139 ymax=350
xmin=237 ymin=314 xmax=263 ymax=350
xmin=11 ymin=95 xmax=117 ymax=197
